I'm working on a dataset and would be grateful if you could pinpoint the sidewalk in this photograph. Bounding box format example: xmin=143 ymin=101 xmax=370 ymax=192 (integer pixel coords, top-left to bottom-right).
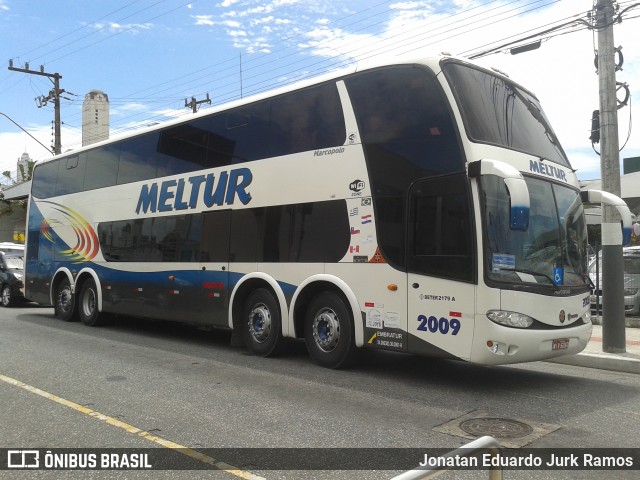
xmin=547 ymin=322 xmax=640 ymax=374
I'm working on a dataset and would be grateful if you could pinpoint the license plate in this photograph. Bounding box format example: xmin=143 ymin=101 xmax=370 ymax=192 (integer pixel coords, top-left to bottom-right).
xmin=552 ymin=338 xmax=570 ymax=350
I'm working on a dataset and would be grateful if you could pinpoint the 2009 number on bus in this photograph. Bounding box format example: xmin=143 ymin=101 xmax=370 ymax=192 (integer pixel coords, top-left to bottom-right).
xmin=417 ymin=315 xmax=461 ymax=335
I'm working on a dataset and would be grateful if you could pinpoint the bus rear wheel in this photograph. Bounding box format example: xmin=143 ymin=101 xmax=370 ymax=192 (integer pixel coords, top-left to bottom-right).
xmin=79 ymin=278 xmax=104 ymax=326
xmin=304 ymin=291 xmax=356 ymax=369
xmin=55 ymin=277 xmax=77 ymax=322
xmin=242 ymin=288 xmax=284 ymax=357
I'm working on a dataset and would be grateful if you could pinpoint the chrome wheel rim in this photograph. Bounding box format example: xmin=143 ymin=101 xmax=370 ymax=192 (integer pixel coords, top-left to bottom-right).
xmin=312 ymin=308 xmax=340 ymax=352
xmin=81 ymin=287 xmax=96 ymax=318
xmin=248 ymin=303 xmax=271 ymax=343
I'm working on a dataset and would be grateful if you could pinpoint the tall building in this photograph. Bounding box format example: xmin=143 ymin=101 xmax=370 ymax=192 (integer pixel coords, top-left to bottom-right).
xmin=16 ymin=151 xmax=31 ymax=182
xmin=82 ymin=89 xmax=109 ymax=147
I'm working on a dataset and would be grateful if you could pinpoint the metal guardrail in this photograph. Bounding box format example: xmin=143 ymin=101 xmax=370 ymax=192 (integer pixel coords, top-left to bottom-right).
xmin=390 ymin=436 xmax=502 ymax=480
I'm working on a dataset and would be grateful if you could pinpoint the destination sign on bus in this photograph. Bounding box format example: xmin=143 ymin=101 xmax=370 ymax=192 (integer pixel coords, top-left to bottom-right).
xmin=135 ymin=168 xmax=253 ymax=214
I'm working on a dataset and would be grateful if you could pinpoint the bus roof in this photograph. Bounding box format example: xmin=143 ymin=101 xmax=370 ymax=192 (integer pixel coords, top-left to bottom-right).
xmin=32 ymin=53 xmax=524 ymax=166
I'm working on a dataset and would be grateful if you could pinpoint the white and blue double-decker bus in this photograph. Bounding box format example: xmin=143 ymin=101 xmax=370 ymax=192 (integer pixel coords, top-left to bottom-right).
xmin=25 ymin=55 xmax=631 ymax=368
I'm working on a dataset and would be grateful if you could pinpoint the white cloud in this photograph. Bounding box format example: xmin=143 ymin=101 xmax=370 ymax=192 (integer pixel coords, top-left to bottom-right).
xmin=0 ymin=126 xmax=78 ymax=181
xmin=111 ymin=102 xmax=149 ymax=116
xmin=221 ymin=20 xmax=242 ymax=28
xmin=92 ymin=21 xmax=153 ymax=35
xmin=192 ymin=15 xmax=215 ymax=26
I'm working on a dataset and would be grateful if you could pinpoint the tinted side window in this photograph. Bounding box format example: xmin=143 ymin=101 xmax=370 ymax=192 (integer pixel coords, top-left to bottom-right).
xmin=270 ymin=83 xmax=346 ymax=156
xmin=84 ymin=148 xmax=119 ymax=190
xmin=117 ymin=135 xmax=158 ymax=184
xmin=201 ymin=211 xmax=231 ymax=262
xmin=100 ymin=215 xmax=203 ymax=262
xmin=260 ymin=201 xmax=349 ymax=263
xmin=345 ymin=66 xmax=463 ymax=268
xmin=230 ymin=208 xmax=263 ymax=262
xmin=98 ymin=201 xmax=349 ymax=263
xmin=152 ymin=215 xmax=200 ymax=262
xmin=408 ymin=174 xmax=473 ymax=282
xmin=32 ymin=160 xmax=59 ymax=198
xmin=99 ymin=219 xmax=156 ymax=262
xmin=55 ymin=155 xmax=86 ymax=196
xmin=226 ymin=102 xmax=271 ymax=163
xmin=288 ymin=202 xmax=349 ymax=262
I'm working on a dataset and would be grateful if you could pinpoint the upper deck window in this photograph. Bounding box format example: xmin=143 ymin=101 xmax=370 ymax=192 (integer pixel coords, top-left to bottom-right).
xmin=443 ymin=61 xmax=569 ymax=167
xmin=31 ymin=81 xmax=346 ymax=199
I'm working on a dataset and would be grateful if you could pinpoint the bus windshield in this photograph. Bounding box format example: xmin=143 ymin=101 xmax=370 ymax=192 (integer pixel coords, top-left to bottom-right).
xmin=482 ymin=175 xmax=589 ymax=288
xmin=442 ymin=61 xmax=569 ymax=167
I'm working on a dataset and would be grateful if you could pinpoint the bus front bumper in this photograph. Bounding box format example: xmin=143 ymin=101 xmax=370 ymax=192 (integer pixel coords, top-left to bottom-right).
xmin=469 ymin=317 xmax=592 ymax=365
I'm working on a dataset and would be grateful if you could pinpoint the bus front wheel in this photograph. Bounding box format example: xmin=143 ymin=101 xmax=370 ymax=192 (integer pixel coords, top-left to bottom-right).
xmin=304 ymin=292 xmax=356 ymax=369
xmin=242 ymin=288 xmax=284 ymax=357
xmin=55 ymin=277 xmax=77 ymax=322
xmin=79 ymin=278 xmax=103 ymax=327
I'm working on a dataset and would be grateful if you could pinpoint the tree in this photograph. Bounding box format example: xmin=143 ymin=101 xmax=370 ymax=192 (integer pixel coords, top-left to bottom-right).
xmin=0 ymin=159 xmax=36 ymax=212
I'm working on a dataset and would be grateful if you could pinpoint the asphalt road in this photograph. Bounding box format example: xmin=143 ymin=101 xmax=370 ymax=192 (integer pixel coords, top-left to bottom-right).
xmin=1 ymin=304 xmax=639 ymax=479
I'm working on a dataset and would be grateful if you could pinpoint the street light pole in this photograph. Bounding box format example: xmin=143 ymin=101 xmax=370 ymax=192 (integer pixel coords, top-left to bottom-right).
xmin=8 ymin=62 xmax=64 ymax=155
xmin=596 ymin=0 xmax=626 ymax=353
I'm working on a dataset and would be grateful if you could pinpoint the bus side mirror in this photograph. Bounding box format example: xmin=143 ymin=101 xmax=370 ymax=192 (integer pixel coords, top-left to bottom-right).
xmin=468 ymin=159 xmax=530 ymax=231
xmin=581 ymin=189 xmax=632 ymax=245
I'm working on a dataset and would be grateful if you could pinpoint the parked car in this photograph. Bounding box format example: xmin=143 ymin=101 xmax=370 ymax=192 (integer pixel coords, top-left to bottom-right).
xmin=0 ymin=242 xmax=25 ymax=255
xmin=590 ymin=247 xmax=640 ymax=316
xmin=0 ymin=252 xmax=25 ymax=307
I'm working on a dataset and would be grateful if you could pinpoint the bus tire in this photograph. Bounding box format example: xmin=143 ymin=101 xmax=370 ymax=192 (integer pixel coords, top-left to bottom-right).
xmin=304 ymin=291 xmax=356 ymax=369
xmin=54 ymin=276 xmax=78 ymax=322
xmin=242 ymin=288 xmax=284 ymax=357
xmin=78 ymin=278 xmax=104 ymax=327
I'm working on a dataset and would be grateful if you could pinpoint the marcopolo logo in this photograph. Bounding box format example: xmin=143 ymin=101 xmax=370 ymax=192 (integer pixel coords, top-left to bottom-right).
xmin=136 ymin=167 xmax=253 ymax=214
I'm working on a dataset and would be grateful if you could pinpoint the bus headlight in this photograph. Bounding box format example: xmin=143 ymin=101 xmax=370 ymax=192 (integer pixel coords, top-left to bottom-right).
xmin=486 ymin=310 xmax=534 ymax=328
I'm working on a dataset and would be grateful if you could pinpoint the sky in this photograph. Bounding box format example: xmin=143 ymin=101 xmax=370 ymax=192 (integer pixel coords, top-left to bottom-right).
xmin=1 ymin=0 xmax=639 ymax=187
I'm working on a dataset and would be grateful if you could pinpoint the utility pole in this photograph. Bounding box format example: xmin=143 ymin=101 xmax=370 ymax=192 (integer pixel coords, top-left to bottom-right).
xmin=184 ymin=93 xmax=211 ymax=113
xmin=8 ymin=61 xmax=64 ymax=155
xmin=595 ymin=0 xmax=626 ymax=353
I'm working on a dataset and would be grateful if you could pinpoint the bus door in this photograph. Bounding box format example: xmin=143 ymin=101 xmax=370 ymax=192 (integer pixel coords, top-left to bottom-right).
xmin=406 ymin=174 xmax=476 ymax=361
xmin=194 ymin=210 xmax=231 ymax=326
xmin=167 ymin=211 xmax=229 ymax=325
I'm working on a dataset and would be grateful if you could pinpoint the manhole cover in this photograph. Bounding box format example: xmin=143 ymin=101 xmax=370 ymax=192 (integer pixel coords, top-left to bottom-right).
xmin=459 ymin=417 xmax=534 ymax=439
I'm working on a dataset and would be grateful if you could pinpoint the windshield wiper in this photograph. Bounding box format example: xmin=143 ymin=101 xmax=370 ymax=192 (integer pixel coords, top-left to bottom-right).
xmin=496 ymin=268 xmax=558 ymax=289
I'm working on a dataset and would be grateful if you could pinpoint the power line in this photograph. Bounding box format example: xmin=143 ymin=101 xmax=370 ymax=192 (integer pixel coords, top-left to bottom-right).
xmin=6 ymin=0 xmax=635 ymax=147
xmin=103 ymin=0 xmax=564 ymax=132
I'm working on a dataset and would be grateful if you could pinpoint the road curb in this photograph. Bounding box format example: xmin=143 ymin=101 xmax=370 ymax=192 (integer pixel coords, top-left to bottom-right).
xmin=547 ymin=352 xmax=640 ymax=374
